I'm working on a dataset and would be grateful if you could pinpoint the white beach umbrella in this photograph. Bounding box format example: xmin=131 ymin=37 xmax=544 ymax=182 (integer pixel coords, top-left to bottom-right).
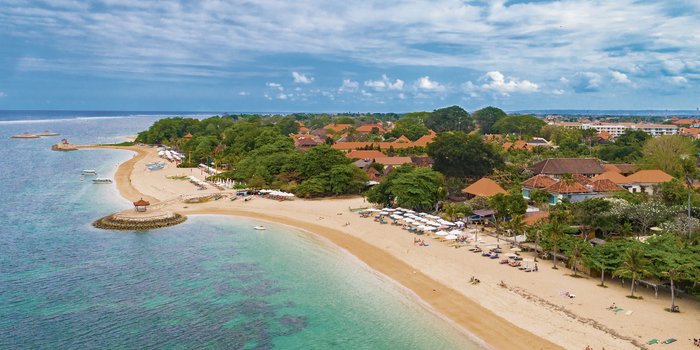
xmin=449 ymin=229 xmax=463 ymax=235
xmin=444 ymin=234 xmax=458 ymax=240
xmin=423 ymin=226 xmax=437 ymax=231
xmin=435 ymin=230 xmax=449 ymax=236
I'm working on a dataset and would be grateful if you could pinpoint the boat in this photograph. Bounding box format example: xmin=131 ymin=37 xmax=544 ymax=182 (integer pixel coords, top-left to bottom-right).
xmin=37 ymin=130 xmax=60 ymax=137
xmin=11 ymin=132 xmax=40 ymax=139
xmin=82 ymin=170 xmax=97 ymax=175
xmin=253 ymin=225 xmax=266 ymax=230
xmin=92 ymin=178 xmax=113 ymax=184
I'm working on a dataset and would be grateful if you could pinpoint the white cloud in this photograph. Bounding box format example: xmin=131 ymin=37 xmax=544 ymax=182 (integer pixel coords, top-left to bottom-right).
xmin=478 ymin=71 xmax=539 ymax=95
xmin=238 ymin=91 xmax=249 ymax=96
xmin=338 ymin=79 xmax=359 ymax=93
xmin=277 ymin=93 xmax=288 ymax=100
xmin=364 ymin=74 xmax=404 ymax=91
xmin=266 ymin=82 xmax=283 ymax=91
xmin=360 ymin=90 xmax=372 ymax=97
xmin=570 ymin=72 xmax=602 ymax=93
xmin=0 ymin=91 xmax=6 ymax=98
xmin=415 ymin=76 xmax=445 ymax=91
xmin=551 ymin=89 xmax=565 ymax=95
xmin=292 ymin=71 xmax=314 ymax=84
xmin=398 ymin=93 xmax=406 ymax=100
xmin=610 ymin=70 xmax=631 ymax=84
xmin=670 ymin=76 xmax=688 ymax=84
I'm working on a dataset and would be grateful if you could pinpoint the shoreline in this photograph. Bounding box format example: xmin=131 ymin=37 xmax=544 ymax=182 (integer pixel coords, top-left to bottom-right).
xmin=90 ymin=144 xmax=700 ymax=350
xmin=102 ymin=145 xmax=560 ymax=349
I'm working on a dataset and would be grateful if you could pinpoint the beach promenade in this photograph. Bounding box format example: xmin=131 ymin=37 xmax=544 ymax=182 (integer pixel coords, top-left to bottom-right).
xmin=94 ymin=145 xmax=699 ymax=350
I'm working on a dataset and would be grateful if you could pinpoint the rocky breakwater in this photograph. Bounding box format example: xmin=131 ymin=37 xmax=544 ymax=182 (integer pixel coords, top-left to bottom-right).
xmin=93 ymin=209 xmax=187 ymax=230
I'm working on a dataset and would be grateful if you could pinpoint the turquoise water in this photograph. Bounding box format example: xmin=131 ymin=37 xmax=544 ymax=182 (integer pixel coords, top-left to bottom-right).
xmin=0 ymin=115 xmax=481 ymax=349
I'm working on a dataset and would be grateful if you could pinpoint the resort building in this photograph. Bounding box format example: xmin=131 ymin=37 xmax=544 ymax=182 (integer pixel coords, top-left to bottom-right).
xmin=622 ymin=170 xmax=674 ymax=195
xmin=527 ymin=158 xmax=605 ymax=179
xmin=553 ymin=121 xmax=678 ymax=138
xmin=462 ymin=178 xmax=506 ymax=199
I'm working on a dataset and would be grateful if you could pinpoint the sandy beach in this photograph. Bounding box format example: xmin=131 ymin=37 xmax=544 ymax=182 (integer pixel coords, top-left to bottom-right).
xmin=100 ymin=145 xmax=699 ymax=349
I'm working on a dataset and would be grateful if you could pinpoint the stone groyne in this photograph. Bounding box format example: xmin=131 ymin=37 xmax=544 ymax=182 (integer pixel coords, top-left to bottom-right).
xmin=93 ymin=210 xmax=187 ymax=230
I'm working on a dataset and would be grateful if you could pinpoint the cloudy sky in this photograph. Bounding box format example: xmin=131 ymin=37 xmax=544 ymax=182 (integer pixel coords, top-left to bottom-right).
xmin=0 ymin=0 xmax=699 ymax=112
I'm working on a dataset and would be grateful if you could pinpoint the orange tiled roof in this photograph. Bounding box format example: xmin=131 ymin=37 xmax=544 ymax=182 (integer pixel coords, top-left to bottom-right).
xmin=545 ymin=180 xmax=591 ymax=194
xmin=324 ymin=123 xmax=353 ymax=132
xmin=374 ymin=156 xmax=413 ymax=166
xmin=522 ymin=174 xmax=558 ymax=188
xmin=461 ymin=178 xmax=507 ymax=197
xmin=592 ymin=171 xmax=629 ymax=184
xmin=356 ymin=124 xmax=386 ymax=133
xmin=572 ymin=173 xmax=592 ymax=186
xmin=413 ymin=133 xmax=436 ymax=147
xmin=590 ymin=179 xmax=624 ymax=192
xmin=673 ymin=119 xmax=699 ymax=125
xmin=346 ymin=150 xmax=385 ymax=159
xmin=625 ymin=170 xmax=674 ymax=184
xmin=524 ymin=211 xmax=549 ymax=225
xmin=393 ymin=135 xmax=412 ymax=144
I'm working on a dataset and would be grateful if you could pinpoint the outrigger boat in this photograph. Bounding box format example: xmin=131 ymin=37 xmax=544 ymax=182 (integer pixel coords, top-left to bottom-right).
xmin=82 ymin=169 xmax=97 ymax=175
xmin=92 ymin=178 xmax=113 ymax=184
xmin=253 ymin=226 xmax=266 ymax=230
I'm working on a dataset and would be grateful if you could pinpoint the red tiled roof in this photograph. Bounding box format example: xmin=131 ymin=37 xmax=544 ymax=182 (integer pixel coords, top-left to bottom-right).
xmin=590 ymin=179 xmax=624 ymax=192
xmin=346 ymin=150 xmax=385 ymax=159
xmin=545 ymin=180 xmax=591 ymax=194
xmin=524 ymin=211 xmax=549 ymax=226
xmin=413 ymin=133 xmax=436 ymax=147
xmin=625 ymin=170 xmax=674 ymax=184
xmin=592 ymin=171 xmax=629 ymax=184
xmin=133 ymin=199 xmax=150 ymax=206
xmin=522 ymin=174 xmax=558 ymax=188
xmin=572 ymin=173 xmax=592 ymax=186
xmin=462 ymin=178 xmax=507 ymax=197
xmin=374 ymin=156 xmax=413 ymax=166
xmin=528 ymin=158 xmax=605 ymax=175
xmin=324 ymin=123 xmax=353 ymax=132
xmin=356 ymin=124 xmax=386 ymax=133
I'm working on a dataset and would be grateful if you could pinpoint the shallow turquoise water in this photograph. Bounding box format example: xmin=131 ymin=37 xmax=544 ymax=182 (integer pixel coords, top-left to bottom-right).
xmin=0 ymin=115 xmax=481 ymax=349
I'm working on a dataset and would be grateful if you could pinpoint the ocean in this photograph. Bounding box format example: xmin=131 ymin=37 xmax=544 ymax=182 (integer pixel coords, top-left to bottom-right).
xmin=0 ymin=112 xmax=480 ymax=349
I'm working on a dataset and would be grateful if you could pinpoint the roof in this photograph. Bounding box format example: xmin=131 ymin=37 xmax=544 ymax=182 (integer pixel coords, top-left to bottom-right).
xmin=393 ymin=135 xmax=412 ymax=144
xmin=324 ymin=123 xmax=353 ymax=132
xmin=183 ymin=133 xmax=193 ymax=139
xmin=602 ymin=163 xmax=637 ymax=174
xmin=592 ymin=171 xmax=629 ymax=184
xmin=472 ymin=209 xmax=495 ymax=217
xmin=545 ymin=180 xmax=591 ymax=194
xmin=524 ymin=211 xmax=549 ymax=225
xmin=346 ymin=150 xmax=385 ymax=159
xmin=625 ymin=170 xmax=674 ymax=184
xmin=522 ymin=174 xmax=558 ymax=188
xmin=353 ymin=159 xmax=372 ymax=169
xmin=374 ymin=156 xmax=413 ymax=166
xmin=590 ymin=179 xmax=624 ymax=192
xmin=356 ymin=124 xmax=386 ymax=133
xmin=332 ymin=141 xmax=415 ymax=150
xmin=133 ymin=198 xmax=150 ymax=206
xmin=461 ymin=178 xmax=507 ymax=197
xmin=528 ymin=158 xmax=605 ymax=175
xmin=572 ymin=173 xmax=592 ymax=186
xmin=412 ymin=133 xmax=436 ymax=147
xmin=295 ymin=138 xmax=321 ymax=147
xmin=673 ymin=119 xmax=699 ymax=125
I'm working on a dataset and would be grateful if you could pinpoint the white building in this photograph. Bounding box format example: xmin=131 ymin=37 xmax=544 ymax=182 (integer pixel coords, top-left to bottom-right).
xmin=555 ymin=122 xmax=678 ymax=138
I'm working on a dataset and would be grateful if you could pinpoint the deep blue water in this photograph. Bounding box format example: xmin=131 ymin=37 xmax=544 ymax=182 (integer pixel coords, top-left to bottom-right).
xmin=0 ymin=113 xmax=479 ymax=349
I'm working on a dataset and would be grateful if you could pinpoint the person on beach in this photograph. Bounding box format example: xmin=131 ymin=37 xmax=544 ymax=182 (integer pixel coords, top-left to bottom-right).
xmin=607 ymin=302 xmax=616 ymax=310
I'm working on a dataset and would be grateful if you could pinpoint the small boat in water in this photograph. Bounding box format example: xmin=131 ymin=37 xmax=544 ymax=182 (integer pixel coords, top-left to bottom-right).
xmin=11 ymin=132 xmax=40 ymax=139
xmin=253 ymin=225 xmax=266 ymax=230
xmin=82 ymin=169 xmax=97 ymax=175
xmin=92 ymin=178 xmax=113 ymax=184
xmin=37 ymin=130 xmax=60 ymax=137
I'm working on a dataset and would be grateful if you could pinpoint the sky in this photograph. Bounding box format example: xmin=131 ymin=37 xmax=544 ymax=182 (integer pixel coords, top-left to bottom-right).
xmin=0 ymin=0 xmax=699 ymax=112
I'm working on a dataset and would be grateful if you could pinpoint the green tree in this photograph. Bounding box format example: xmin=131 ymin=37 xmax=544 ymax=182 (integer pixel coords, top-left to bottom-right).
xmin=616 ymin=129 xmax=651 ymax=146
xmin=584 ymin=240 xmax=628 ymax=287
xmin=472 ymin=106 xmax=506 ymax=134
xmin=365 ymin=165 xmax=446 ymax=211
xmin=424 ymin=105 xmax=474 ymax=133
xmin=639 ymin=135 xmax=697 ymax=177
xmin=567 ymin=239 xmax=590 ymax=277
xmin=277 ymin=116 xmax=300 ymax=135
xmin=529 ymin=189 xmax=551 ymax=209
xmin=546 ymin=208 xmax=570 ymax=269
xmin=387 ymin=115 xmax=429 ymax=141
xmin=328 ymin=164 xmax=368 ymax=195
xmin=427 ymin=132 xmax=504 ymax=179
xmin=614 ymin=245 xmax=651 ymax=298
xmin=492 ymin=115 xmax=545 ymax=137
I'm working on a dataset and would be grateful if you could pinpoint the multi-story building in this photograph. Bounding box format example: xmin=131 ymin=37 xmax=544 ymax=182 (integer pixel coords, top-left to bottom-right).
xmin=554 ymin=121 xmax=678 ymax=138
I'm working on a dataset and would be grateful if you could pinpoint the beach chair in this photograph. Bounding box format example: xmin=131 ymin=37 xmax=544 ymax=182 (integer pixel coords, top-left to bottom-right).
xmin=646 ymin=338 xmax=659 ymax=345
xmin=662 ymin=338 xmax=676 ymax=344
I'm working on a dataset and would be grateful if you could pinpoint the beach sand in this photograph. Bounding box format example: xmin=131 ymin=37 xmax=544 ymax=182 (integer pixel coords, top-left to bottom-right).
xmin=103 ymin=145 xmax=700 ymax=349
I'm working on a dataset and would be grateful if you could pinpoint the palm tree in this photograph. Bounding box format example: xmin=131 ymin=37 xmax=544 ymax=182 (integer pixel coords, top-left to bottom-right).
xmin=507 ymin=214 xmax=526 ymax=239
xmin=660 ymin=261 xmax=695 ymax=312
xmin=567 ymin=239 xmax=587 ymax=277
xmin=547 ymin=212 xmax=567 ymax=269
xmin=614 ymin=247 xmax=650 ymax=298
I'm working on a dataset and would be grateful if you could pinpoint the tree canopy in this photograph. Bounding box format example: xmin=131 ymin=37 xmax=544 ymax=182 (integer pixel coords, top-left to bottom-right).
xmin=472 ymin=106 xmax=506 ymax=134
xmin=492 ymin=115 xmax=545 ymax=136
xmin=365 ymin=165 xmax=446 ymax=211
xmin=427 ymin=132 xmax=504 ymax=179
xmin=424 ymin=105 xmax=474 ymax=133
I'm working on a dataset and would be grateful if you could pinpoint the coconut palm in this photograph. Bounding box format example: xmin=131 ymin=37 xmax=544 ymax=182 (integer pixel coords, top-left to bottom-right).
xmin=614 ymin=246 xmax=651 ymax=298
xmin=661 ymin=262 xmax=694 ymax=312
xmin=567 ymin=239 xmax=585 ymax=276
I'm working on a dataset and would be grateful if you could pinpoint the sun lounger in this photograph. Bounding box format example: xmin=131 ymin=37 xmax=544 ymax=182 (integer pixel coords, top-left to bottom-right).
xmin=662 ymin=338 xmax=676 ymax=344
xmin=612 ymin=308 xmax=624 ymax=313
xmin=646 ymin=338 xmax=659 ymax=345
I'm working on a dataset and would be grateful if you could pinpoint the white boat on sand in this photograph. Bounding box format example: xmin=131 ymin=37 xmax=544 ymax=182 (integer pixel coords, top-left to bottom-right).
xmin=254 ymin=225 xmax=266 ymax=230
